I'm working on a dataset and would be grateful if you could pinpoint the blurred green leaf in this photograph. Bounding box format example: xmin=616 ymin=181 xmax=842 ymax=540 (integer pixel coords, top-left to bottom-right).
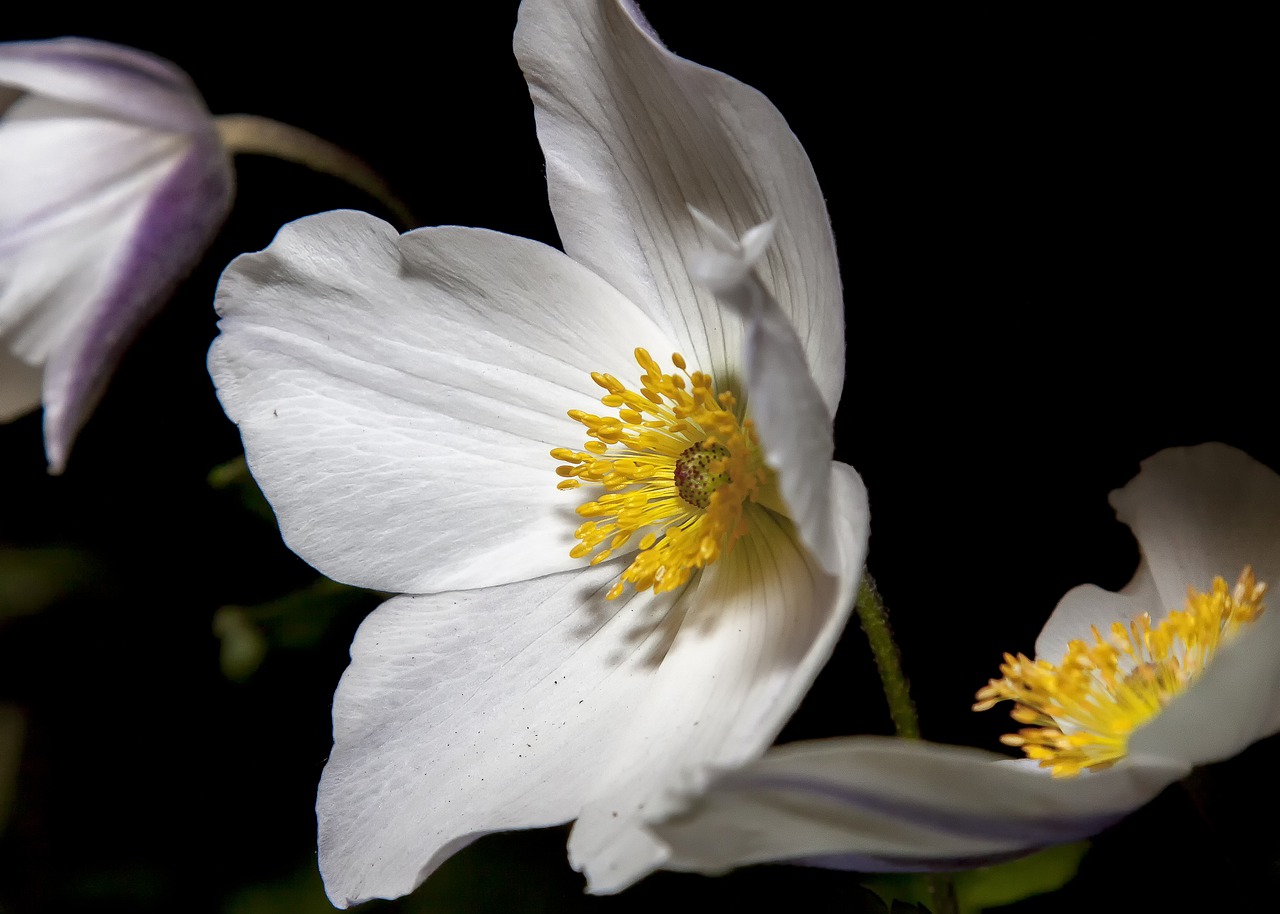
xmin=0 ymin=546 xmax=105 ymax=620
xmin=953 ymin=842 xmax=1089 ymax=912
xmin=212 ymin=606 xmax=270 ymax=681
xmin=867 ymin=843 xmax=1089 ymax=913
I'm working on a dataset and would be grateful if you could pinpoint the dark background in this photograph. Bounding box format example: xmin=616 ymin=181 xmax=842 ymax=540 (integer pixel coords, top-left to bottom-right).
xmin=1 ymin=3 xmax=1273 ymax=912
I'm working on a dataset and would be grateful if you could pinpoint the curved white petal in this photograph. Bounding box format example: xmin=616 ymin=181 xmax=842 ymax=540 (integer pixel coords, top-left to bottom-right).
xmin=209 ymin=210 xmax=678 ymax=594
xmin=1033 ymin=443 xmax=1280 ymax=767
xmin=316 ymin=462 xmax=866 ymax=906
xmin=1132 ymin=608 xmax=1280 ymax=765
xmin=1034 ymin=560 xmax=1160 ymax=663
xmin=316 ymin=564 xmax=671 ymax=907
xmin=515 ymin=0 xmax=845 ymax=414
xmin=0 ymin=38 xmax=211 ymax=133
xmin=568 ymin=462 xmax=868 ymax=892
xmin=1109 ymin=443 xmax=1280 ymax=611
xmin=649 ymin=737 xmax=1188 ymax=875
xmin=0 ymin=97 xmax=186 ymax=356
xmin=687 ymin=211 xmax=837 ymax=571
xmin=1 ymin=40 xmax=232 ymax=471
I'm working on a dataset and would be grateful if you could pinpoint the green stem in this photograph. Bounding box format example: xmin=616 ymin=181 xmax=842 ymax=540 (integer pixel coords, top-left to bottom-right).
xmin=855 ymin=572 xmax=958 ymax=914
xmin=854 ymin=573 xmax=919 ymax=739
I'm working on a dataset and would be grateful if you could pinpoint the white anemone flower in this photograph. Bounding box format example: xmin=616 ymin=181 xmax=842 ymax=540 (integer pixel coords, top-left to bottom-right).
xmin=647 ymin=443 xmax=1280 ymax=875
xmin=207 ymin=0 xmax=868 ymax=906
xmin=0 ymin=38 xmax=234 ymax=473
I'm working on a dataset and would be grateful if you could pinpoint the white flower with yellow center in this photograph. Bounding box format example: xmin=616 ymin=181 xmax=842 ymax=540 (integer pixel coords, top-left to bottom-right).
xmin=207 ymin=0 xmax=868 ymax=906
xmin=646 ymin=443 xmax=1280 ymax=874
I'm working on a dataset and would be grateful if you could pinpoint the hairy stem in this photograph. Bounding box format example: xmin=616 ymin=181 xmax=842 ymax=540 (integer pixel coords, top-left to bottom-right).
xmin=855 ymin=572 xmax=958 ymax=914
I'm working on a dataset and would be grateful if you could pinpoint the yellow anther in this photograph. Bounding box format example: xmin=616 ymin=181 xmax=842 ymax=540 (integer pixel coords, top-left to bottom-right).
xmin=554 ymin=350 xmax=769 ymax=600
xmin=976 ymin=567 xmax=1266 ymax=776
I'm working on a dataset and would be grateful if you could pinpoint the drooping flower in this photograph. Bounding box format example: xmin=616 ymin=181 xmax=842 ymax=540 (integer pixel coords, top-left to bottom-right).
xmin=207 ymin=0 xmax=868 ymax=906
xmin=0 ymin=38 xmax=234 ymax=473
xmin=646 ymin=443 xmax=1280 ymax=874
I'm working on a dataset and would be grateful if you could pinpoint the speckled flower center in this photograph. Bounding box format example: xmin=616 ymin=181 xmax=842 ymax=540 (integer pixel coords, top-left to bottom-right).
xmin=974 ymin=567 xmax=1266 ymax=777
xmin=552 ymin=348 xmax=768 ymax=601
xmin=674 ymin=442 xmax=732 ymax=509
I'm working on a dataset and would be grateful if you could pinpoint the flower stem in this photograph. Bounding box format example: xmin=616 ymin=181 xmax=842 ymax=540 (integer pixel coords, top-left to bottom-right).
xmin=215 ymin=115 xmax=418 ymax=230
xmin=855 ymin=572 xmax=958 ymax=914
xmin=854 ymin=572 xmax=919 ymax=739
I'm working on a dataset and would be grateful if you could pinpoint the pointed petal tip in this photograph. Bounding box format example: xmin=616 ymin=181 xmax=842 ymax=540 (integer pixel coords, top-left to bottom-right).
xmin=685 ymin=207 xmax=776 ymax=301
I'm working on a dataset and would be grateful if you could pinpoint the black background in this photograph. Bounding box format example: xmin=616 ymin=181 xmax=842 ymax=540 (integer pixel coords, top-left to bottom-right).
xmin=1 ymin=3 xmax=1274 ymax=912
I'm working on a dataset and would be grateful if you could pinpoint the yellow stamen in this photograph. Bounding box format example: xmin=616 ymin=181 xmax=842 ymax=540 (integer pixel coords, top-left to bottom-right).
xmin=974 ymin=567 xmax=1266 ymax=777
xmin=552 ymin=349 xmax=769 ymax=599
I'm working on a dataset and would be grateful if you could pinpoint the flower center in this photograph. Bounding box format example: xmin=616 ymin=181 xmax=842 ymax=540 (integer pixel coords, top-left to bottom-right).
xmin=552 ymin=348 xmax=768 ymax=601
xmin=674 ymin=442 xmax=732 ymax=509
xmin=973 ymin=567 xmax=1266 ymax=777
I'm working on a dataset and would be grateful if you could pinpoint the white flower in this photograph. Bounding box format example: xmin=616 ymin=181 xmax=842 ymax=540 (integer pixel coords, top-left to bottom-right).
xmin=0 ymin=38 xmax=234 ymax=473
xmin=207 ymin=0 xmax=868 ymax=906
xmin=646 ymin=443 xmax=1280 ymax=874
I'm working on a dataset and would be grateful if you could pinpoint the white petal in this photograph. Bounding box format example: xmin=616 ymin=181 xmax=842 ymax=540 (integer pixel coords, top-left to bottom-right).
xmin=515 ymin=0 xmax=845 ymax=414
xmin=1036 ymin=443 xmax=1280 ymax=656
xmin=687 ymin=211 xmax=838 ymax=571
xmin=649 ymin=737 xmax=1188 ymax=875
xmin=0 ymin=96 xmax=186 ymax=359
xmin=316 ymin=565 xmax=672 ymax=907
xmin=1034 ymin=560 xmax=1161 ymax=662
xmin=1 ymin=41 xmax=231 ymax=470
xmin=567 ymin=462 xmax=868 ymax=892
xmin=38 ymin=131 xmax=230 ymax=474
xmin=1132 ymin=608 xmax=1280 ymax=764
xmin=1032 ymin=443 xmax=1280 ymax=767
xmin=0 ymin=38 xmax=211 ymax=133
xmin=209 ymin=210 xmax=678 ymax=594
xmin=1109 ymin=442 xmax=1280 ymax=611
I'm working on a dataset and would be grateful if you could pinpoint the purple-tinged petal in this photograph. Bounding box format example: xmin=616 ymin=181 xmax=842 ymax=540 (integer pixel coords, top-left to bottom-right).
xmin=0 ymin=38 xmax=210 ymax=133
xmin=0 ymin=39 xmax=232 ymax=471
xmin=648 ymin=737 xmax=1187 ymax=876
xmin=41 ymin=132 xmax=233 ymax=472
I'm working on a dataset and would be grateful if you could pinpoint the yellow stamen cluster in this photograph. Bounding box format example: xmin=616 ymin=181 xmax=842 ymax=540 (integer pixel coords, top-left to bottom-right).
xmin=552 ymin=348 xmax=768 ymax=600
xmin=974 ymin=567 xmax=1266 ymax=777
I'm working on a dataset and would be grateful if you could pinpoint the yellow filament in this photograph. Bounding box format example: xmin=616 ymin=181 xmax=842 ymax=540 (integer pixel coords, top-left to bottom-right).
xmin=974 ymin=567 xmax=1266 ymax=777
xmin=552 ymin=348 xmax=768 ymax=600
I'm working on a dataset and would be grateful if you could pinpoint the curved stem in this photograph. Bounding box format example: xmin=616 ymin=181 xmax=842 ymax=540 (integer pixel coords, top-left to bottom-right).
xmin=215 ymin=114 xmax=418 ymax=230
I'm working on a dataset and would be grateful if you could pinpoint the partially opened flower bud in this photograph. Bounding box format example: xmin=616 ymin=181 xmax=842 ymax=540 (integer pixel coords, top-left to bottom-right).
xmin=0 ymin=38 xmax=234 ymax=473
